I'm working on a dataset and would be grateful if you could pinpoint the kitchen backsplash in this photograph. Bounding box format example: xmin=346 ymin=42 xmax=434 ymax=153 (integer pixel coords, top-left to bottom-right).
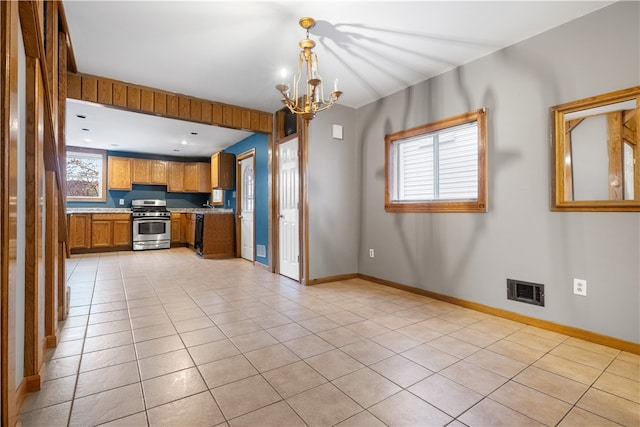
xmin=67 ymin=184 xmax=211 ymax=209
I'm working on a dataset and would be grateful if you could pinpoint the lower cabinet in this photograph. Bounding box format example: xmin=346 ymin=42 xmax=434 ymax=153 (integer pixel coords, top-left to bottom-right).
xmin=188 ymin=214 xmax=196 ymax=247
xmin=201 ymin=213 xmax=235 ymax=258
xmin=91 ymin=220 xmax=112 ymax=248
xmin=170 ymin=213 xmax=182 ymax=243
xmin=68 ymin=213 xmax=131 ymax=253
xmin=113 ymin=220 xmax=132 ymax=246
xmin=68 ymin=214 xmax=91 ymax=249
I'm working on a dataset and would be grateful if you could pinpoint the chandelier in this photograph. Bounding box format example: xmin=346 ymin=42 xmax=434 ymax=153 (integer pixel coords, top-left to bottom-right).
xmin=276 ymin=17 xmax=343 ymax=121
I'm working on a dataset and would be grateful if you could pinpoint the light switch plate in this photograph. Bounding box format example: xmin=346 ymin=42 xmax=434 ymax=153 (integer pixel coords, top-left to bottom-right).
xmin=332 ymin=124 xmax=343 ymax=140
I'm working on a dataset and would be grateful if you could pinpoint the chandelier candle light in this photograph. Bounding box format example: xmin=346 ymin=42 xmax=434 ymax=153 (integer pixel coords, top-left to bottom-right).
xmin=276 ymin=17 xmax=343 ymax=121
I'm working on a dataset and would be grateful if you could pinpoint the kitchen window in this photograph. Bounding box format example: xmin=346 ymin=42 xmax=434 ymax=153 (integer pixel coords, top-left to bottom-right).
xmin=66 ymin=147 xmax=107 ymax=202
xmin=385 ymin=108 xmax=487 ymax=213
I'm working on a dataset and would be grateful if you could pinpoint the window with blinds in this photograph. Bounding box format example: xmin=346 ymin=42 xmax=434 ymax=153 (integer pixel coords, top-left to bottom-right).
xmin=385 ymin=109 xmax=487 ymax=213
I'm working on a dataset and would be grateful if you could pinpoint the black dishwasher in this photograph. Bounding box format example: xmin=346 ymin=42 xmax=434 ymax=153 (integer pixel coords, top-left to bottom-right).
xmin=194 ymin=214 xmax=204 ymax=256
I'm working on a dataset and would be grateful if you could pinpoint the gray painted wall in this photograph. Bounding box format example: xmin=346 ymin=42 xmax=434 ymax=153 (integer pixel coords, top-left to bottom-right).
xmin=354 ymin=2 xmax=639 ymax=343
xmin=308 ymin=104 xmax=359 ymax=280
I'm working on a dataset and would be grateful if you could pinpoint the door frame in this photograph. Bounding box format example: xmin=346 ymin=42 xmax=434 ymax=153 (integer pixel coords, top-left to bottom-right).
xmin=235 ymin=149 xmax=256 ymax=261
xmin=273 ymin=117 xmax=309 ymax=284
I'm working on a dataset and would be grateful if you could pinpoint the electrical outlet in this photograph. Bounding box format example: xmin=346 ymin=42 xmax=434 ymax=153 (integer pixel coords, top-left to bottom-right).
xmin=573 ymin=278 xmax=587 ymax=296
xmin=119 ymin=199 xmax=125 ymax=206
xmin=369 ymin=249 xmax=375 ymax=258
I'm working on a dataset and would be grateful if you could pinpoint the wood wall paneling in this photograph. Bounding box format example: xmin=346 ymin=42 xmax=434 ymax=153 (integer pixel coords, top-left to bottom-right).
xmin=232 ymin=107 xmax=242 ymax=129
xmin=65 ymin=72 xmax=275 ymax=134
xmin=140 ymin=88 xmax=153 ymax=113
xmin=201 ymin=101 xmax=212 ymax=124
xmin=179 ymin=97 xmax=190 ymax=119
xmin=241 ymin=110 xmax=251 ymax=130
xmin=112 ymin=82 xmax=127 ymax=107
xmin=222 ymin=105 xmax=232 ymax=127
xmin=212 ymin=103 xmax=223 ymax=125
xmin=167 ymin=94 xmax=178 ymax=117
xmin=250 ymin=111 xmax=260 ymax=131
xmin=260 ymin=113 xmax=271 ymax=133
xmin=81 ymin=75 xmax=97 ymax=102
xmin=127 ymin=86 xmax=140 ymax=109
xmin=97 ymin=78 xmax=112 ymax=105
xmin=190 ymin=99 xmax=202 ymax=122
xmin=66 ymin=72 xmax=80 ymax=98
xmin=154 ymin=92 xmax=166 ymax=115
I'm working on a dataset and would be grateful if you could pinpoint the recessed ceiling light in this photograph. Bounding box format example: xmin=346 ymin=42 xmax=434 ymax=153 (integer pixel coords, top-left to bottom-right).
xmin=181 ymin=140 xmax=188 ymax=145
xmin=173 ymin=149 xmax=180 ymax=152
xmin=190 ymin=132 xmax=198 ymax=135
xmin=76 ymin=114 xmax=87 ymax=119
xmin=81 ymin=128 xmax=90 ymax=131
xmin=84 ymin=138 xmax=92 ymax=143
xmin=110 ymin=144 xmax=119 ymax=147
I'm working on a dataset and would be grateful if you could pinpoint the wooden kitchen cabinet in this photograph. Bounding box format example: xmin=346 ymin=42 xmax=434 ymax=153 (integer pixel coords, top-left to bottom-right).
xmin=112 ymin=220 xmax=132 ymax=246
xmin=184 ymin=162 xmax=211 ymax=193
xmin=211 ymin=152 xmax=235 ymax=189
xmin=132 ymin=159 xmax=167 ymax=185
xmin=108 ymin=156 xmax=132 ymax=190
xmin=171 ymin=161 xmax=210 ymax=193
xmin=68 ymin=214 xmax=91 ymax=249
xmin=90 ymin=213 xmax=131 ymax=249
xmin=180 ymin=213 xmax=188 ymax=243
xmin=167 ymin=161 xmax=185 ymax=192
xmin=201 ymin=213 xmax=235 ymax=258
xmin=171 ymin=213 xmax=182 ymax=243
xmin=184 ymin=162 xmax=199 ymax=192
xmin=188 ymin=214 xmax=196 ymax=247
xmin=91 ymin=220 xmax=112 ymax=248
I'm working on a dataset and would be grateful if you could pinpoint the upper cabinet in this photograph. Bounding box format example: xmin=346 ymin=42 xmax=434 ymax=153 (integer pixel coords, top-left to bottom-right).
xmin=132 ymin=159 xmax=167 ymax=185
xmin=107 ymin=156 xmax=132 ymax=190
xmin=211 ymin=152 xmax=235 ymax=189
xmin=167 ymin=161 xmax=185 ymax=192
xmin=107 ymin=156 xmax=210 ymax=193
xmin=168 ymin=161 xmax=211 ymax=193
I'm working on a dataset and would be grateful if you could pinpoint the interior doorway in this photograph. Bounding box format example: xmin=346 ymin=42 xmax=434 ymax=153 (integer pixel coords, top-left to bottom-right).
xmin=278 ymin=137 xmax=300 ymax=281
xmin=236 ymin=150 xmax=255 ymax=262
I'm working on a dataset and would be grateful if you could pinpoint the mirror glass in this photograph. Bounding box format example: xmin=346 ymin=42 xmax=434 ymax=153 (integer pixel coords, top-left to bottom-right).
xmin=551 ymin=87 xmax=639 ymax=211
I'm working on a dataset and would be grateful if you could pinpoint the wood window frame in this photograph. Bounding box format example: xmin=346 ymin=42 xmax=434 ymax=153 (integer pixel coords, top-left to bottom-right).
xmin=65 ymin=147 xmax=106 ymax=202
xmin=385 ymin=108 xmax=488 ymax=213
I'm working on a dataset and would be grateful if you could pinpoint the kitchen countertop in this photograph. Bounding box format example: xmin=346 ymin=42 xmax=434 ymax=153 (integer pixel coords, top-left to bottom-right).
xmin=168 ymin=208 xmax=234 ymax=214
xmin=66 ymin=207 xmax=234 ymax=214
xmin=66 ymin=208 xmax=131 ymax=214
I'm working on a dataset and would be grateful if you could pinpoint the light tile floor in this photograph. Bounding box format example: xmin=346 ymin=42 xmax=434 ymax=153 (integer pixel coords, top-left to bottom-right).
xmin=18 ymin=248 xmax=640 ymax=426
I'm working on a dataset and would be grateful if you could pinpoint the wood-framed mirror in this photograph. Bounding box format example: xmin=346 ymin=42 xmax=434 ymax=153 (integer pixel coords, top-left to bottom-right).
xmin=551 ymin=86 xmax=639 ymax=211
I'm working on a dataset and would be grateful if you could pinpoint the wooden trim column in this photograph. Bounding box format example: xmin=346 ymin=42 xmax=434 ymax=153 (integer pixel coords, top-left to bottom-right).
xmin=23 ymin=54 xmax=45 ymax=393
xmin=44 ymin=170 xmax=58 ymax=347
xmin=1 ymin=1 xmax=20 ymax=424
xmin=57 ymin=29 xmax=68 ymax=321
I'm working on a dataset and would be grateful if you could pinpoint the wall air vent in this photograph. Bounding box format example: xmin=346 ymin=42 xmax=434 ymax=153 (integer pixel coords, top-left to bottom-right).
xmin=507 ymin=279 xmax=544 ymax=307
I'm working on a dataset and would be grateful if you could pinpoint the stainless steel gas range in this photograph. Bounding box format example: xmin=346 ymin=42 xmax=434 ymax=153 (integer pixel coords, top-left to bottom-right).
xmin=131 ymin=199 xmax=171 ymax=251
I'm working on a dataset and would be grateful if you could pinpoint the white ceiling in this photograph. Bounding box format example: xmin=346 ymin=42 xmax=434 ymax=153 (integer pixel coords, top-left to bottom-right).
xmin=63 ymin=0 xmax=612 ymax=156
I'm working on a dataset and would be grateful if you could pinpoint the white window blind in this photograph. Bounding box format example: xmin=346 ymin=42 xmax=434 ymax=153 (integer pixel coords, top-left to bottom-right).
xmin=392 ymin=121 xmax=478 ymax=202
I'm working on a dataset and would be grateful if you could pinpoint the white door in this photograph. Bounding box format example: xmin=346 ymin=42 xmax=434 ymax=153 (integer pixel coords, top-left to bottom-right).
xmin=278 ymin=137 xmax=300 ymax=281
xmin=240 ymin=157 xmax=254 ymax=261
